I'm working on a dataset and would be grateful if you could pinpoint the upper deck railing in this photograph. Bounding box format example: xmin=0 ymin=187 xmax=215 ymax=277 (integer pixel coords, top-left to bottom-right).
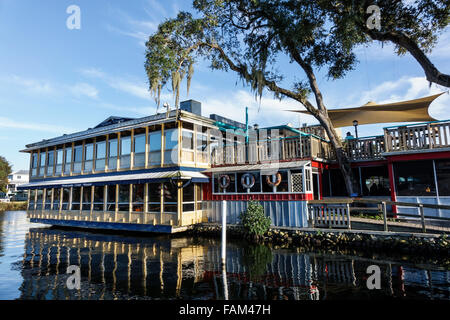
xmin=345 ymin=135 xmax=385 ymax=160
xmin=211 ymin=134 xmax=334 ymax=165
xmin=383 ymin=119 xmax=450 ymax=152
xmin=211 ymin=119 xmax=450 ymax=165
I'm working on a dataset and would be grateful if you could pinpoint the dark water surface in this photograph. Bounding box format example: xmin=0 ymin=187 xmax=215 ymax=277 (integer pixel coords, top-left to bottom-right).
xmin=0 ymin=211 xmax=449 ymax=300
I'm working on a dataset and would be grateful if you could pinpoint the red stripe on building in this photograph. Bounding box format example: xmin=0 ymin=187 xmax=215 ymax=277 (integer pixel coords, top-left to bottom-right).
xmin=210 ymin=193 xmax=313 ymax=201
xmin=385 ymin=151 xmax=450 ymax=162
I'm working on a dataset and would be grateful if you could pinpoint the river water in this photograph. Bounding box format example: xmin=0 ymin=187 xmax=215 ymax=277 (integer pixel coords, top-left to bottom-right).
xmin=0 ymin=211 xmax=448 ymax=300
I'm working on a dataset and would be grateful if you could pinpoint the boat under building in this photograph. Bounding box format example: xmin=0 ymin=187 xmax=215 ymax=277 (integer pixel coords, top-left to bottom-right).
xmin=18 ymin=96 xmax=450 ymax=233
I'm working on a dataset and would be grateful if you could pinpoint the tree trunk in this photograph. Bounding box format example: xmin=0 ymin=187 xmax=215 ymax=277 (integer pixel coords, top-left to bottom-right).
xmin=316 ymin=112 xmax=358 ymax=197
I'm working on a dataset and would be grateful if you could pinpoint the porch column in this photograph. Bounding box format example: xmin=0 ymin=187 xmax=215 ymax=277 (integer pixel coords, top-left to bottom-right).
xmin=387 ymin=160 xmax=397 ymax=217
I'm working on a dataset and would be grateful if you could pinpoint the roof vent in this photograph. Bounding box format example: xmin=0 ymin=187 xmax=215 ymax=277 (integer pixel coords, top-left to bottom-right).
xmin=180 ymin=100 xmax=202 ymax=116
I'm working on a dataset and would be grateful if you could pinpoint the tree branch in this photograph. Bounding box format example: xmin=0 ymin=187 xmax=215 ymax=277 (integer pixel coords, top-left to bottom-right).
xmin=197 ymin=41 xmax=320 ymax=117
xmin=367 ymin=30 xmax=450 ymax=88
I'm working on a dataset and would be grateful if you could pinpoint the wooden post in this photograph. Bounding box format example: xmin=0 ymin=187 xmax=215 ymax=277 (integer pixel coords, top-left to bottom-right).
xmin=221 ymin=200 xmax=226 ymax=266
xmin=419 ymin=204 xmax=426 ymax=233
xmin=346 ymin=203 xmax=351 ymax=229
xmin=382 ymin=201 xmax=388 ymax=232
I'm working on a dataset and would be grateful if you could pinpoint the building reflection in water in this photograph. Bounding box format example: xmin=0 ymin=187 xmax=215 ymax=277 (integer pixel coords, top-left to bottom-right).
xmin=20 ymin=228 xmax=450 ymax=300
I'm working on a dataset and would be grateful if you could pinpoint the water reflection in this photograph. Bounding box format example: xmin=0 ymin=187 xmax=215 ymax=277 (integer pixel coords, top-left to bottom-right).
xmin=1 ymin=211 xmax=449 ymax=300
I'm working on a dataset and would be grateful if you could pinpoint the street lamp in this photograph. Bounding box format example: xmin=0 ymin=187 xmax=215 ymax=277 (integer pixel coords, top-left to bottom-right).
xmin=353 ymin=120 xmax=359 ymax=139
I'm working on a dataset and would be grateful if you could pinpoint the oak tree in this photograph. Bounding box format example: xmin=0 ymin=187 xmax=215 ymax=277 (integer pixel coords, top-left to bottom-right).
xmin=145 ymin=0 xmax=449 ymax=195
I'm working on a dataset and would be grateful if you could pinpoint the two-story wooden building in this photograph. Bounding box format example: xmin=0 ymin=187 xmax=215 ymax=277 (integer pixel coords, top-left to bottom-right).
xmin=19 ymin=99 xmax=450 ymax=232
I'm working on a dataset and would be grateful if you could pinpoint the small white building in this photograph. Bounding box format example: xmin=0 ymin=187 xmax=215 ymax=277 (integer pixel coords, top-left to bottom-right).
xmin=7 ymin=170 xmax=29 ymax=199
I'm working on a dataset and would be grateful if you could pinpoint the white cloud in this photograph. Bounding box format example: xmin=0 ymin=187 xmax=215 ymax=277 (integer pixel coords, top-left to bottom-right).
xmin=201 ymin=89 xmax=317 ymax=128
xmin=4 ymin=75 xmax=54 ymax=94
xmin=105 ymin=5 xmax=160 ymax=47
xmin=348 ymin=76 xmax=449 ymax=119
xmin=70 ymin=83 xmax=99 ymax=99
xmin=80 ymin=67 xmax=171 ymax=102
xmin=0 ymin=117 xmax=78 ymax=134
xmin=0 ymin=74 xmax=99 ymax=100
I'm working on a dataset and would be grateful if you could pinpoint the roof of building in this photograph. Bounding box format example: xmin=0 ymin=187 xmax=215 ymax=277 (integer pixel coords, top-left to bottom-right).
xmin=94 ymin=116 xmax=136 ymax=128
xmin=21 ymin=109 xmax=216 ymax=152
xmin=13 ymin=170 xmax=29 ymax=175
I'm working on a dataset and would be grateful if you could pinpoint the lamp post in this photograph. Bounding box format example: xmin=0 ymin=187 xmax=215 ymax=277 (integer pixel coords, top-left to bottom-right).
xmin=353 ymin=120 xmax=359 ymax=139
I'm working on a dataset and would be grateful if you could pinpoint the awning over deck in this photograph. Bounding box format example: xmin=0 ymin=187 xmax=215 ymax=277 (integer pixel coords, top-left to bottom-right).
xmin=18 ymin=169 xmax=209 ymax=190
xmin=204 ymin=160 xmax=310 ymax=173
xmin=289 ymin=93 xmax=444 ymax=127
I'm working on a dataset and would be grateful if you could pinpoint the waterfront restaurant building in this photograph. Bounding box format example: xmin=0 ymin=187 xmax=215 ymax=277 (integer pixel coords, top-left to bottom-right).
xmin=19 ymin=98 xmax=450 ymax=233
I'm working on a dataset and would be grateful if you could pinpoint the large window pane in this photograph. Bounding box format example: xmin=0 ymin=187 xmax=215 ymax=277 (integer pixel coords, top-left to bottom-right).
xmin=53 ymin=188 xmax=60 ymax=211
xmin=436 ymin=159 xmax=450 ymax=196
xmin=182 ymin=130 xmax=194 ymax=149
xmin=93 ymin=186 xmax=104 ymax=211
xmin=148 ymin=183 xmax=161 ymax=212
xmin=38 ymin=152 xmax=45 ymax=177
xmin=163 ymin=182 xmax=177 ymax=213
xmin=64 ymin=148 xmax=72 ymax=175
xmin=108 ymin=139 xmax=118 ymax=170
xmin=132 ymin=184 xmax=145 ymax=212
xmin=164 ymin=128 xmax=178 ymax=164
xmin=182 ymin=182 xmax=195 ymax=212
xmin=394 ymin=160 xmax=436 ymax=196
xmin=31 ymin=153 xmax=38 ymax=177
xmin=84 ymin=144 xmax=94 ymax=173
xmin=360 ymin=166 xmax=390 ymax=196
xmin=36 ymin=189 xmax=43 ymax=210
xmin=62 ymin=188 xmax=70 ymax=210
xmin=106 ymin=185 xmax=116 ymax=211
xmin=73 ymin=145 xmax=83 ymax=174
xmin=71 ymin=187 xmax=81 ymax=210
xmin=120 ymin=136 xmax=131 ymax=169
xmin=46 ymin=151 xmax=54 ymax=176
xmin=213 ymin=173 xmax=236 ymax=193
xmin=28 ymin=190 xmax=36 ymax=210
xmin=55 ymin=149 xmax=63 ymax=175
xmin=95 ymin=141 xmax=106 ymax=171
xmin=133 ymin=134 xmax=146 ymax=167
xmin=196 ymin=132 xmax=208 ymax=163
xmin=44 ymin=189 xmax=52 ymax=210
xmin=236 ymin=172 xmax=260 ymax=193
xmin=82 ymin=186 xmax=91 ymax=211
xmin=118 ymin=184 xmax=130 ymax=212
xmin=148 ymin=131 xmax=161 ymax=166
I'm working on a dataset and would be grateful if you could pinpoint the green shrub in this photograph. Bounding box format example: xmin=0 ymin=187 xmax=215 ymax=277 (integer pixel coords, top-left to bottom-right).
xmin=239 ymin=200 xmax=271 ymax=236
xmin=0 ymin=201 xmax=27 ymax=212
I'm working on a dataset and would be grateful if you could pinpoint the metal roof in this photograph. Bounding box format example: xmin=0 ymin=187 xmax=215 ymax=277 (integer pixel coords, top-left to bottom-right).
xmin=21 ymin=109 xmax=216 ymax=153
xmin=204 ymin=160 xmax=310 ymax=173
xmin=18 ymin=170 xmax=209 ymax=190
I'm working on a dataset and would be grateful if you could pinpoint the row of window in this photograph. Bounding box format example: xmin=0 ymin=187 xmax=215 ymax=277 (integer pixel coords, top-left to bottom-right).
xmin=212 ymin=168 xmax=312 ymax=194
xmin=323 ymin=159 xmax=450 ymax=197
xmin=30 ymin=125 xmax=210 ymax=178
xmin=27 ymin=182 xmax=203 ymax=213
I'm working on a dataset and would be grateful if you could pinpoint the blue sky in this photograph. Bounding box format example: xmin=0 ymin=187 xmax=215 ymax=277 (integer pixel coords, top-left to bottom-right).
xmin=0 ymin=0 xmax=449 ymax=171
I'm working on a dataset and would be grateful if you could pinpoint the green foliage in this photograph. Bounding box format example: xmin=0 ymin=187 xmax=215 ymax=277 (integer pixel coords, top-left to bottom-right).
xmin=0 ymin=156 xmax=12 ymax=193
xmin=239 ymin=200 xmax=271 ymax=236
xmin=145 ymin=0 xmax=449 ymax=109
xmin=0 ymin=202 xmax=27 ymax=212
xmin=242 ymin=244 xmax=273 ymax=281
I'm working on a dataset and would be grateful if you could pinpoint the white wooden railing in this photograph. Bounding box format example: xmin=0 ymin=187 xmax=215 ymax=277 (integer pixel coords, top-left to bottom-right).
xmin=308 ymin=203 xmax=351 ymax=229
xmin=384 ymin=119 xmax=450 ymax=152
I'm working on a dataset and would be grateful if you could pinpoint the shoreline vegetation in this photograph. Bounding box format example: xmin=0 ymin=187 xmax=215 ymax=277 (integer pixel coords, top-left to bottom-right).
xmin=187 ymin=224 xmax=450 ymax=267
xmin=0 ymin=202 xmax=27 ymax=212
